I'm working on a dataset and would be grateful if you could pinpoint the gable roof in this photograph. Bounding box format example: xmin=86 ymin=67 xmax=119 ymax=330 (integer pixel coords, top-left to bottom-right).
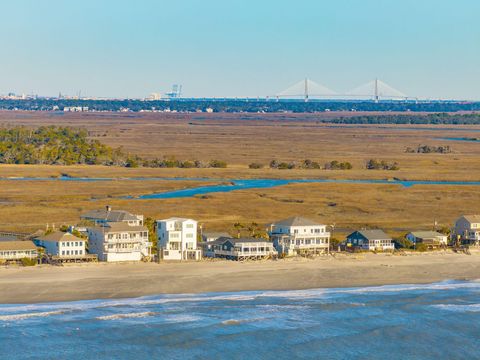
xmin=409 ymin=231 xmax=445 ymax=239
xmin=225 ymin=237 xmax=271 ymax=244
xmin=202 ymin=232 xmax=230 ymax=239
xmin=157 ymin=217 xmax=196 ymax=223
xmin=0 ymin=241 xmax=37 ymax=251
xmin=81 ymin=209 xmax=140 ymax=222
xmin=36 ymin=231 xmax=84 ymax=243
xmin=461 ymin=215 xmax=480 ymax=224
xmin=272 ymin=216 xmax=320 ymax=227
xmin=349 ymin=229 xmax=391 ymax=241
xmin=92 ymin=222 xmax=147 ymax=233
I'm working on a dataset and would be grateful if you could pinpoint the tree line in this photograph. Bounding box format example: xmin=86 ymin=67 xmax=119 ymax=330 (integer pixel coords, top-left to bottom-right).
xmin=0 ymin=126 xmax=228 ymax=168
xmin=2 ymin=99 xmax=480 ymax=115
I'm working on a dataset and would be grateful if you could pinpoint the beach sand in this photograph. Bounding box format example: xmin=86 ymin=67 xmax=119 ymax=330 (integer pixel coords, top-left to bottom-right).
xmin=1 ymin=251 xmax=479 ymax=304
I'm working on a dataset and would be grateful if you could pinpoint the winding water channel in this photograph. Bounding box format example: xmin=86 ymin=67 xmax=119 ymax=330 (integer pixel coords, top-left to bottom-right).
xmin=2 ymin=176 xmax=480 ymax=199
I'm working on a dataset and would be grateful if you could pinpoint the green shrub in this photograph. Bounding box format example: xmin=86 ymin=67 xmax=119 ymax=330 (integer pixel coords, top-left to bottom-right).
xmin=248 ymin=162 xmax=264 ymax=169
xmin=209 ymin=160 xmax=227 ymax=168
xmin=414 ymin=243 xmax=428 ymax=252
xmin=21 ymin=257 xmax=37 ymax=266
xmin=394 ymin=237 xmax=414 ymax=249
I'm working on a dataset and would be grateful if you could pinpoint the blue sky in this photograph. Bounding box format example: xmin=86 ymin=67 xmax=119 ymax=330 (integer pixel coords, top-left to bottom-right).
xmin=1 ymin=0 xmax=479 ymax=99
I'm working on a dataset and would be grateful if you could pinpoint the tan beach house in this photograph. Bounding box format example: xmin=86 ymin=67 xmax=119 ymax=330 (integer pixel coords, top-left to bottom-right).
xmin=453 ymin=215 xmax=480 ymax=246
xmin=345 ymin=230 xmax=394 ymax=252
xmin=268 ymin=217 xmax=330 ymax=256
xmin=406 ymin=231 xmax=448 ymax=248
xmin=0 ymin=240 xmax=38 ymax=263
xmin=87 ymin=222 xmax=151 ymax=262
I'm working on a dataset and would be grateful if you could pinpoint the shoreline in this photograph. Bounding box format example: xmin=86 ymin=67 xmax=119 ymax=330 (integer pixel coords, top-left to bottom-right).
xmin=1 ymin=251 xmax=479 ymax=304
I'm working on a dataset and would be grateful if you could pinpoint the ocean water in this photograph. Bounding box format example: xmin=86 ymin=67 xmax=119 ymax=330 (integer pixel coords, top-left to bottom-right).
xmin=1 ymin=281 xmax=479 ymax=359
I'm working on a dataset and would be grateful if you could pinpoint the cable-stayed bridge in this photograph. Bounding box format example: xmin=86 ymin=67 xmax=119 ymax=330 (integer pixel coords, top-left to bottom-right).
xmin=276 ymin=78 xmax=412 ymax=101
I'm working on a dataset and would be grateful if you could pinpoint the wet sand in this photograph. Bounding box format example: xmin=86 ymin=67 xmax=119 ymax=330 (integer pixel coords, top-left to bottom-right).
xmin=1 ymin=251 xmax=479 ymax=304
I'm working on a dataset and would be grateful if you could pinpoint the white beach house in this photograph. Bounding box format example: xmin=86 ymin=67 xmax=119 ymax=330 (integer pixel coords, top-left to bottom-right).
xmin=156 ymin=218 xmax=201 ymax=260
xmin=453 ymin=215 xmax=480 ymax=246
xmin=208 ymin=237 xmax=276 ymax=260
xmin=35 ymin=231 xmax=87 ymax=259
xmin=268 ymin=217 xmax=330 ymax=256
xmin=87 ymin=222 xmax=151 ymax=262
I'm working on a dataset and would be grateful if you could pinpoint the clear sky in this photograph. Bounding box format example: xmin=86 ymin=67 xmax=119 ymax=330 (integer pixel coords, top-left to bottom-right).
xmin=1 ymin=0 xmax=479 ymax=99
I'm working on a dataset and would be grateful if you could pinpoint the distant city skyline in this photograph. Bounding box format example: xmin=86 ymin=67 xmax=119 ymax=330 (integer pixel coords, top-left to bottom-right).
xmin=1 ymin=0 xmax=479 ymax=100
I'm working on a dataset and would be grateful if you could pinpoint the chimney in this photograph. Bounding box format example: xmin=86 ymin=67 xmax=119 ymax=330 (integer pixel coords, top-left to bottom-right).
xmin=106 ymin=205 xmax=112 ymax=212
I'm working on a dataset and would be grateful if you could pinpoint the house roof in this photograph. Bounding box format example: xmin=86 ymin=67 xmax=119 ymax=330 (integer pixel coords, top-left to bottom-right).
xmin=272 ymin=216 xmax=320 ymax=227
xmin=409 ymin=231 xmax=445 ymax=239
xmin=202 ymin=232 xmax=230 ymax=239
xmin=157 ymin=217 xmax=195 ymax=223
xmin=350 ymin=229 xmax=391 ymax=241
xmin=36 ymin=231 xmax=84 ymax=243
xmin=0 ymin=241 xmax=37 ymax=251
xmin=81 ymin=209 xmax=140 ymax=222
xmin=92 ymin=222 xmax=147 ymax=233
xmin=461 ymin=215 xmax=480 ymax=224
xmin=0 ymin=235 xmax=19 ymax=242
xmin=225 ymin=237 xmax=271 ymax=244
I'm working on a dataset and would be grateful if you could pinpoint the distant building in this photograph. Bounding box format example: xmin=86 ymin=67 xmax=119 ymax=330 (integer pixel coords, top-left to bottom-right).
xmin=87 ymin=222 xmax=151 ymax=262
xmin=453 ymin=215 xmax=480 ymax=246
xmin=34 ymin=231 xmax=87 ymax=258
xmin=63 ymin=106 xmax=88 ymax=112
xmin=406 ymin=231 xmax=448 ymax=248
xmin=206 ymin=237 xmax=276 ymax=261
xmin=0 ymin=241 xmax=37 ymax=263
xmin=268 ymin=217 xmax=330 ymax=256
xmin=81 ymin=206 xmax=144 ymax=226
xmin=156 ymin=218 xmax=201 ymax=261
xmin=345 ymin=230 xmax=394 ymax=252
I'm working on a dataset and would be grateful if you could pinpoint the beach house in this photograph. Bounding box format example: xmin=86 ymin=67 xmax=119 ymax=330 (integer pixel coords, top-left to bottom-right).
xmin=87 ymin=222 xmax=151 ymax=262
xmin=208 ymin=237 xmax=276 ymax=260
xmin=81 ymin=206 xmax=144 ymax=226
xmin=156 ymin=218 xmax=201 ymax=260
xmin=0 ymin=241 xmax=38 ymax=263
xmin=268 ymin=217 xmax=330 ymax=256
xmin=345 ymin=230 xmax=394 ymax=252
xmin=201 ymin=232 xmax=230 ymax=257
xmin=406 ymin=231 xmax=448 ymax=248
xmin=34 ymin=231 xmax=91 ymax=260
xmin=453 ymin=215 xmax=480 ymax=246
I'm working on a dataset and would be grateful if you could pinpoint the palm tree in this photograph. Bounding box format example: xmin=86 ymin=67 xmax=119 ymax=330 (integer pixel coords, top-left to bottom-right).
xmin=233 ymin=222 xmax=244 ymax=238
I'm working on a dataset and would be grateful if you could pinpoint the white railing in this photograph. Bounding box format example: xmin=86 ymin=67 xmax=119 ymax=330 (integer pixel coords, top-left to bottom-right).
xmin=0 ymin=252 xmax=37 ymax=260
xmin=215 ymin=250 xmax=275 ymax=257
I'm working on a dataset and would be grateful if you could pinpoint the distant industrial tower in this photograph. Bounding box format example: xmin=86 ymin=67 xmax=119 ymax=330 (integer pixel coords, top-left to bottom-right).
xmin=165 ymin=84 xmax=182 ymax=99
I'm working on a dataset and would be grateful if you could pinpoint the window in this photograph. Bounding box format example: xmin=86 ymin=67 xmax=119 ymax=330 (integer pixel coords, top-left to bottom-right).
xmin=62 ymin=251 xmax=65 ymax=255
xmin=186 ymin=224 xmax=194 ymax=229
xmin=186 ymin=233 xmax=193 ymax=238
